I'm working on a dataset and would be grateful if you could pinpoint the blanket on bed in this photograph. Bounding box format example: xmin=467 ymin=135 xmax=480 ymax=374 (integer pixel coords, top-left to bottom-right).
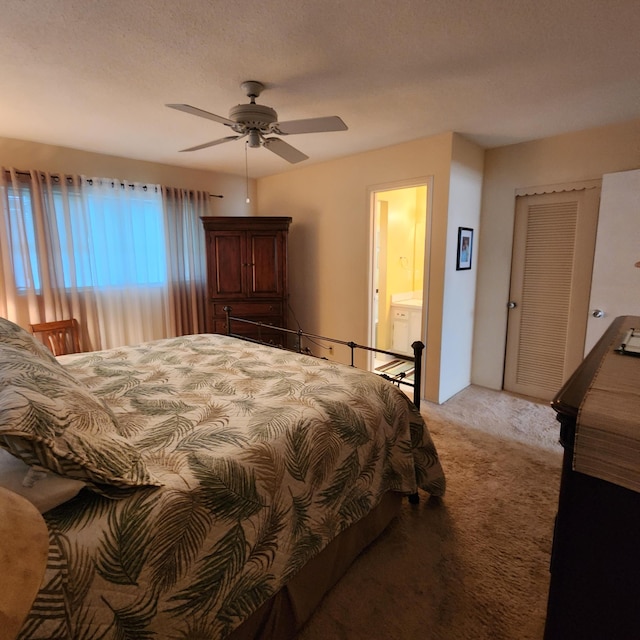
xmin=19 ymin=334 xmax=445 ymax=639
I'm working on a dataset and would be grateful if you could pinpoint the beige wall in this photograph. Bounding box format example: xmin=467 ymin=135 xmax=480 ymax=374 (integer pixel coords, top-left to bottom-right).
xmin=257 ymin=132 xmax=484 ymax=403
xmin=473 ymin=118 xmax=640 ymax=390
xmin=441 ymin=134 xmax=484 ymax=400
xmin=0 ymin=136 xmax=256 ymax=215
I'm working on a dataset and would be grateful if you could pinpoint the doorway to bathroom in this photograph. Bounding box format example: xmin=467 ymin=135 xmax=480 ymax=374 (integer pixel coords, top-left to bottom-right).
xmin=369 ymin=180 xmax=429 ymax=384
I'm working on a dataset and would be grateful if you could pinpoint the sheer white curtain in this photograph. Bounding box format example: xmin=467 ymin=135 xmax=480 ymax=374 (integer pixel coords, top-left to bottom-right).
xmin=0 ymin=168 xmax=209 ymax=350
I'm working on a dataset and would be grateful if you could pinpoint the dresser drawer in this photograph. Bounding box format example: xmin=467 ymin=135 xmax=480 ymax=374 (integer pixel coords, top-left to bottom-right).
xmin=211 ymin=319 xmax=288 ymax=347
xmin=211 ymin=316 xmax=281 ymax=331
xmin=212 ymin=301 xmax=283 ymax=317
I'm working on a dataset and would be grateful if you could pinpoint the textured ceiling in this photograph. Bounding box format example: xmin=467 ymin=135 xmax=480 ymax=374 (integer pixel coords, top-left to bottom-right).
xmin=1 ymin=0 xmax=639 ymax=178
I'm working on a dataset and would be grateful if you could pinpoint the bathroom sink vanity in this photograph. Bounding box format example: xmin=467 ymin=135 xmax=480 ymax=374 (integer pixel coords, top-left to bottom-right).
xmin=390 ymin=293 xmax=422 ymax=355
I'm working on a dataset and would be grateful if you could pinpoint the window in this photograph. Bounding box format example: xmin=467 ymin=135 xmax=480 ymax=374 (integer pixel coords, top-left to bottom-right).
xmin=5 ymin=180 xmax=166 ymax=292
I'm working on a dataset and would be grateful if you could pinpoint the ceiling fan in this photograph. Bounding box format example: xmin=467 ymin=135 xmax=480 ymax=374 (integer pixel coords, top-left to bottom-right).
xmin=167 ymin=81 xmax=348 ymax=164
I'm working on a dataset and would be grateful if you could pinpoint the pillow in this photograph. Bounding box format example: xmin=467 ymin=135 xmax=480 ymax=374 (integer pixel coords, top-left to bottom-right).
xmin=0 ymin=343 xmax=161 ymax=489
xmin=0 ymin=448 xmax=85 ymax=513
xmin=0 ymin=316 xmax=58 ymax=364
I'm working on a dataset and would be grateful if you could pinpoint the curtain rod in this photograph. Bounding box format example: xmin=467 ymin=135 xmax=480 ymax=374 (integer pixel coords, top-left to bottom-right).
xmin=6 ymin=169 xmax=223 ymax=198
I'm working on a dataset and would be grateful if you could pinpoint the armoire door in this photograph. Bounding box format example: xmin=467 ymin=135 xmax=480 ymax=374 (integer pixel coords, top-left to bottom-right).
xmin=246 ymin=230 xmax=287 ymax=298
xmin=503 ymin=187 xmax=600 ymax=400
xmin=206 ymin=230 xmax=246 ymax=298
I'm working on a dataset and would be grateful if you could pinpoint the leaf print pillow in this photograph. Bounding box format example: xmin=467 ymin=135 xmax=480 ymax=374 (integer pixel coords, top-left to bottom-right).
xmin=0 ymin=343 xmax=161 ymax=489
xmin=0 ymin=316 xmax=59 ymax=364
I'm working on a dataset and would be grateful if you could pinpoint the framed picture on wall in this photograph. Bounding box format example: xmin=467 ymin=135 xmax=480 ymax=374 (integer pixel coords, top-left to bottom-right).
xmin=456 ymin=227 xmax=473 ymax=270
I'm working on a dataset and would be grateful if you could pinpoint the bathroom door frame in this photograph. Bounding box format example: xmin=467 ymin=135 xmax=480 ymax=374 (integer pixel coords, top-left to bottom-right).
xmin=367 ymin=176 xmax=433 ymax=397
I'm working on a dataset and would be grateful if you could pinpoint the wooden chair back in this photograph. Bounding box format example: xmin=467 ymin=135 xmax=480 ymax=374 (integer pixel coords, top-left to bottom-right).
xmin=29 ymin=319 xmax=81 ymax=356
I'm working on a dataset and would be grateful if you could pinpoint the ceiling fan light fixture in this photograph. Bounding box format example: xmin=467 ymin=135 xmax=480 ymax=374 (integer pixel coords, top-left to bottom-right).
xmin=247 ymin=129 xmax=261 ymax=148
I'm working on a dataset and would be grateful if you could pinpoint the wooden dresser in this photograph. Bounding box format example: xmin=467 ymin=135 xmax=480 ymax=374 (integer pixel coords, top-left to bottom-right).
xmin=544 ymin=315 xmax=640 ymax=640
xmin=201 ymin=216 xmax=291 ymax=343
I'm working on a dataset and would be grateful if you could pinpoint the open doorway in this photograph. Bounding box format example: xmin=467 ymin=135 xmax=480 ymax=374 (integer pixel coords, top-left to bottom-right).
xmin=369 ymin=181 xmax=429 ymax=383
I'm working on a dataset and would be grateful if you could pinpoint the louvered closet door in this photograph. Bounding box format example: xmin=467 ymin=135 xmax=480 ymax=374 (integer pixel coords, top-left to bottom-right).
xmin=503 ymin=188 xmax=600 ymax=400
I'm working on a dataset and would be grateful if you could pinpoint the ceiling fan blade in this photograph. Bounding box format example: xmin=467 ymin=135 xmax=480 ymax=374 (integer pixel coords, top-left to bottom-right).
xmin=263 ymin=138 xmax=309 ymax=163
xmin=275 ymin=115 xmax=348 ymax=135
xmin=179 ymin=135 xmax=242 ymax=152
xmin=166 ymin=103 xmax=235 ymax=126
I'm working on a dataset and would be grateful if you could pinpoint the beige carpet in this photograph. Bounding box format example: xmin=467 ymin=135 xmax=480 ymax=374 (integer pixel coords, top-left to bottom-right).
xmin=297 ymin=385 xmax=564 ymax=640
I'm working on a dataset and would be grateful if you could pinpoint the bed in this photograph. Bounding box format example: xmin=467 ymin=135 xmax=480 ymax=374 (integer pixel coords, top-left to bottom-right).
xmin=0 ymin=318 xmax=445 ymax=640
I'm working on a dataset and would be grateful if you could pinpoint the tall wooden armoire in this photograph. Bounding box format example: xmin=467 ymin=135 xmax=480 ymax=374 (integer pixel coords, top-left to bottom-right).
xmin=201 ymin=216 xmax=291 ymax=343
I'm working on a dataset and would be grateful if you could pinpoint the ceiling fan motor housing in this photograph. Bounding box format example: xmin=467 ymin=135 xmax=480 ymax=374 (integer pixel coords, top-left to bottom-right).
xmin=229 ymin=103 xmax=278 ymax=134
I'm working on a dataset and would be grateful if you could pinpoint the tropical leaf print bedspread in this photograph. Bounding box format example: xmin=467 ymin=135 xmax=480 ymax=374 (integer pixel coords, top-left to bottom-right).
xmin=19 ymin=334 xmax=445 ymax=639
